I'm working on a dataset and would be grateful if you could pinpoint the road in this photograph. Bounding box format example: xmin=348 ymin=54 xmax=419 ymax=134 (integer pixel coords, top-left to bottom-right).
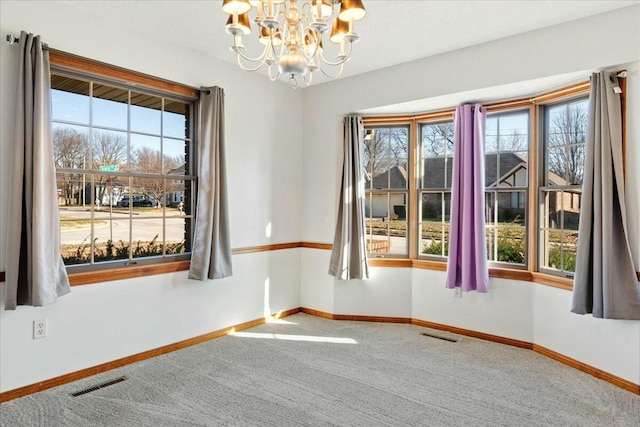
xmin=60 ymin=208 xmax=188 ymax=245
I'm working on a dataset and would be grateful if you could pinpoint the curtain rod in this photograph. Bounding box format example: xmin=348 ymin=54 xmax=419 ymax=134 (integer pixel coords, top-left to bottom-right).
xmin=6 ymin=33 xmax=49 ymax=49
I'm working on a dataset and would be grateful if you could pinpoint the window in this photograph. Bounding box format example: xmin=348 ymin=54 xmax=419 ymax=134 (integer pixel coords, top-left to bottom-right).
xmin=51 ymin=71 xmax=196 ymax=271
xmin=539 ymin=98 xmax=588 ymax=275
xmin=362 ymin=79 xmax=603 ymax=282
xmin=419 ymin=121 xmax=454 ymax=258
xmin=485 ymin=111 xmax=529 ymax=266
xmin=363 ymin=126 xmax=409 ymax=256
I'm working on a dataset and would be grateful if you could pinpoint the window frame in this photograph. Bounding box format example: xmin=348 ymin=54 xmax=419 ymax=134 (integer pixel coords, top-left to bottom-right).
xmin=362 ymin=79 xmax=613 ymax=289
xmin=50 ymin=51 xmax=200 ymax=284
xmin=536 ymin=95 xmax=589 ymax=277
xmin=362 ymin=124 xmax=412 ymax=258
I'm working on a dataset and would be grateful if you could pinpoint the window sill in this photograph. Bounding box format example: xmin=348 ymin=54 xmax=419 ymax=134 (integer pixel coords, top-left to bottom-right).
xmin=68 ymin=260 xmax=191 ymax=286
xmin=366 ymin=257 xmax=574 ymax=290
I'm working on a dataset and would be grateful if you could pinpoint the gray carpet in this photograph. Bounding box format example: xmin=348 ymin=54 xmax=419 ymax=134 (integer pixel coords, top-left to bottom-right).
xmin=1 ymin=313 xmax=639 ymax=426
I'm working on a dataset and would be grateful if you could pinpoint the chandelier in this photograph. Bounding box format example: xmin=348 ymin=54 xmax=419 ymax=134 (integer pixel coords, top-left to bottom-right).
xmin=222 ymin=0 xmax=367 ymax=88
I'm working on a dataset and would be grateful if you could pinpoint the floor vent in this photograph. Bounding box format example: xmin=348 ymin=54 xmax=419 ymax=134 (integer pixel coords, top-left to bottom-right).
xmin=70 ymin=376 xmax=128 ymax=397
xmin=421 ymin=332 xmax=459 ymax=343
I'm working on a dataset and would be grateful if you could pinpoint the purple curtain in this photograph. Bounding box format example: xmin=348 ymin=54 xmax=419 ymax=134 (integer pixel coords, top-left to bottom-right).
xmin=446 ymin=104 xmax=489 ymax=293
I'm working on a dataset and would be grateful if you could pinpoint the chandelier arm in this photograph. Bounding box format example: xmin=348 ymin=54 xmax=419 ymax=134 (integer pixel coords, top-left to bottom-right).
xmin=268 ymin=62 xmax=281 ymax=82
xmin=236 ymin=53 xmax=269 ymax=72
xmin=319 ymin=42 xmax=353 ymax=66
xmin=233 ymin=37 xmax=270 ymax=63
xmin=302 ymin=28 xmax=320 ymax=60
xmin=318 ymin=61 xmax=344 ymax=79
xmin=302 ymin=70 xmax=313 ymax=86
xmin=269 ymin=29 xmax=286 ymax=60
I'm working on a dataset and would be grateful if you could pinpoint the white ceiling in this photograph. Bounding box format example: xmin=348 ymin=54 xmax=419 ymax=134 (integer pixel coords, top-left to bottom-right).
xmin=58 ymin=0 xmax=637 ymax=87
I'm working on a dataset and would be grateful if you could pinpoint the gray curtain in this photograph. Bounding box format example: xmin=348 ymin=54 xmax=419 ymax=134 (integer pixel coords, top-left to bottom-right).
xmin=5 ymin=31 xmax=70 ymax=310
xmin=188 ymin=87 xmax=233 ymax=280
xmin=328 ymin=115 xmax=369 ymax=280
xmin=571 ymin=71 xmax=640 ymax=319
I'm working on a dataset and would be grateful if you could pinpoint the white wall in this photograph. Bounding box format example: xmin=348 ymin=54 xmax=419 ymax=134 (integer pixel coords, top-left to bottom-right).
xmin=0 ymin=1 xmax=303 ymax=392
xmin=301 ymin=6 xmax=640 ymax=384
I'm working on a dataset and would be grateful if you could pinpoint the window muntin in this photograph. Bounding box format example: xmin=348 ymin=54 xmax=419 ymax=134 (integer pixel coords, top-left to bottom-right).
xmin=419 ymin=121 xmax=454 ymax=258
xmin=485 ymin=111 xmax=529 ymax=266
xmin=52 ymin=73 xmax=195 ymax=270
xmin=363 ymin=126 xmax=409 ymax=256
xmin=539 ymin=98 xmax=588 ymax=275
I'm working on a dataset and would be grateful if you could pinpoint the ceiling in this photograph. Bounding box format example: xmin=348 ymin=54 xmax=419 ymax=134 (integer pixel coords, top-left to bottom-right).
xmin=58 ymin=0 xmax=638 ymax=86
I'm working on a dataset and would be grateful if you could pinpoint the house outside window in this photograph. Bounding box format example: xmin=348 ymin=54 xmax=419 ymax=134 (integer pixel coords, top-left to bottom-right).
xmin=539 ymin=98 xmax=588 ymax=275
xmin=363 ymin=126 xmax=410 ymax=256
xmin=419 ymin=121 xmax=454 ymax=258
xmin=484 ymin=111 xmax=529 ymax=266
xmin=51 ymin=71 xmax=196 ymax=271
xmin=362 ymin=81 xmax=597 ymax=282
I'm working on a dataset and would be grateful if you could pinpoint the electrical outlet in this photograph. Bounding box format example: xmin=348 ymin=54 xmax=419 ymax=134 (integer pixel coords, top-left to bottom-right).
xmin=454 ymin=287 xmax=462 ymax=298
xmin=33 ymin=319 xmax=47 ymax=339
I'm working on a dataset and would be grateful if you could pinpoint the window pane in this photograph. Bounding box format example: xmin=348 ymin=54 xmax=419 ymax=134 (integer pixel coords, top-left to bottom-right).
xmin=547 ymin=147 xmax=567 ymax=185
xmin=564 ymin=189 xmax=581 ymax=230
xmin=165 ymin=179 xmax=190 ymax=215
xmin=421 ymin=224 xmax=449 ymax=257
xmin=421 ymin=122 xmax=454 ymax=189
xmin=496 ymin=191 xmax=526 ymax=225
xmin=485 ymin=117 xmax=498 ymax=153
xmin=545 ymin=100 xmax=588 ymax=187
xmin=163 ymin=138 xmax=189 ymax=174
xmin=163 ymin=99 xmax=190 ymax=139
xmin=421 ymin=123 xmax=453 ymax=158
xmin=566 ymin=145 xmax=585 ymax=185
xmin=420 ymin=192 xmax=450 ymax=257
xmin=166 ymin=217 xmax=189 ymax=255
xmin=53 ymin=124 xmax=90 ymax=170
xmin=496 ymin=112 xmax=528 ymax=152
xmin=57 ymin=172 xmax=90 ymax=209
xmin=93 ymin=84 xmax=128 ymax=130
xmin=487 ymin=227 xmax=526 ymax=264
xmin=364 ymin=127 xmax=409 ymax=190
xmin=364 ymin=192 xmax=407 ymax=255
xmin=51 ymin=76 xmax=90 ymax=124
xmin=92 ymin=129 xmax=128 ymax=171
xmin=129 ymin=176 xmax=163 ymax=209
xmin=542 ymin=230 xmax=564 ymax=270
xmin=563 ymin=232 xmax=579 ymax=273
xmin=94 ymin=219 xmax=131 ymax=263
xmin=131 ymin=92 xmax=161 ymax=135
xmin=60 ymin=220 xmax=91 ymax=265
xmin=130 ymin=134 xmax=161 ymax=173
xmin=132 ymin=219 xmax=164 ymax=259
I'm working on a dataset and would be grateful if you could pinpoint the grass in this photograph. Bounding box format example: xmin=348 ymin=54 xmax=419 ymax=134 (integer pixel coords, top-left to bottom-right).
xmin=60 ymin=219 xmax=106 ymax=229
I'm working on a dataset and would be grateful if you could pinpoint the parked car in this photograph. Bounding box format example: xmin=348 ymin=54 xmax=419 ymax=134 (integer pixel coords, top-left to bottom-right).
xmin=120 ymin=196 xmax=153 ymax=207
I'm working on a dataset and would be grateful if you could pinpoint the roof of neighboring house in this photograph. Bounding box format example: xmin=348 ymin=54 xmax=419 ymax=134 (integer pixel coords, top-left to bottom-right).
xmin=366 ymin=164 xmax=408 ymax=189
xmin=168 ymin=164 xmax=186 ymax=175
xmin=366 ymin=153 xmax=530 ymax=189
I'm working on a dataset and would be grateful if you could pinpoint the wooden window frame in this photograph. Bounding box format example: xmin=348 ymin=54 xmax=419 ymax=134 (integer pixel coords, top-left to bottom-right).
xmin=363 ymin=75 xmax=628 ymax=289
xmin=50 ymin=51 xmax=199 ymax=285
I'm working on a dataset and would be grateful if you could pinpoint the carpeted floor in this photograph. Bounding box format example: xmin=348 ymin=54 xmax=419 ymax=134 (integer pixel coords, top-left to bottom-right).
xmin=1 ymin=313 xmax=639 ymax=426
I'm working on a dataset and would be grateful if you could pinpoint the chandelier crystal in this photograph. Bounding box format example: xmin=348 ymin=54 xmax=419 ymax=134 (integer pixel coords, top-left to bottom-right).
xmin=222 ymin=0 xmax=367 ymax=88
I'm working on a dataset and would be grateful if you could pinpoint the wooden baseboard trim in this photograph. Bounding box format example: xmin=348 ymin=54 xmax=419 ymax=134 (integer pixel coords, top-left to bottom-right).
xmin=299 ymin=307 xmax=334 ymax=319
xmin=0 ymin=307 xmax=301 ymax=403
xmin=532 ymin=344 xmax=640 ymax=395
xmin=3 ymin=306 xmax=639 ymax=401
xmin=299 ymin=307 xmax=638 ymax=395
xmin=411 ymin=319 xmax=533 ymax=350
xmin=333 ymin=314 xmax=412 ymax=323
